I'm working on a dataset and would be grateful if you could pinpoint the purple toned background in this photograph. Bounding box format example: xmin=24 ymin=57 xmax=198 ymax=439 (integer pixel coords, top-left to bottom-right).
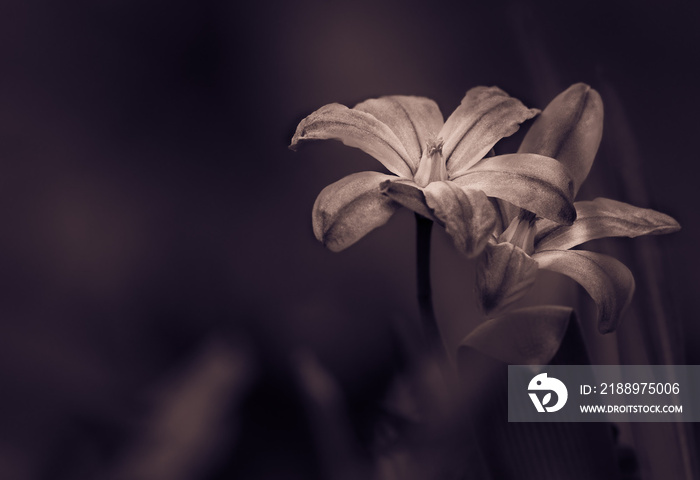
xmin=0 ymin=0 xmax=698 ymax=478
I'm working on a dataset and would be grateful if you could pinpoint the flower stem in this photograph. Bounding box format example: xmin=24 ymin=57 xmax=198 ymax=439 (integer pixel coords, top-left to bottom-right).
xmin=415 ymin=213 xmax=444 ymax=359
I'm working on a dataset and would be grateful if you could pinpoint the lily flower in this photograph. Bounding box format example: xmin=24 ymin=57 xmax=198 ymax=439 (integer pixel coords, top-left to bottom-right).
xmin=290 ymin=87 xmax=578 ymax=256
xmin=477 ymin=83 xmax=681 ymax=333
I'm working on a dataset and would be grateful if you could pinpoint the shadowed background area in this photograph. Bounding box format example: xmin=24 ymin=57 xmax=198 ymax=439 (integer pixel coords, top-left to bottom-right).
xmin=0 ymin=0 xmax=698 ymax=478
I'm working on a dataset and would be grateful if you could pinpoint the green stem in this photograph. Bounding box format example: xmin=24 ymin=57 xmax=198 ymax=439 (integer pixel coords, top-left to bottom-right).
xmin=415 ymin=213 xmax=444 ymax=359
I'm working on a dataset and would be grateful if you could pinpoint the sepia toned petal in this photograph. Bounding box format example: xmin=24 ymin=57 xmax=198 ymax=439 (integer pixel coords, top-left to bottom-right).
xmin=518 ymin=83 xmax=603 ymax=195
xmin=476 ymin=242 xmax=538 ymax=317
xmin=313 ymin=172 xmax=399 ymax=252
xmin=533 ymin=250 xmax=635 ymax=333
xmin=441 ymin=86 xmax=539 ymax=177
xmin=450 ymin=153 xmax=576 ymax=225
xmin=488 ymin=198 xmax=512 ymax=236
xmin=532 ymin=216 xmax=559 ymax=244
xmin=354 ymin=96 xmax=444 ymax=171
xmin=460 ymin=306 xmax=574 ymax=366
xmin=290 ymin=103 xmax=414 ymax=178
xmin=494 ymin=199 xmax=522 ymax=234
xmin=423 ymin=182 xmax=496 ymax=258
xmin=535 ymin=198 xmax=681 ymax=251
xmin=380 ymin=178 xmax=436 ymax=221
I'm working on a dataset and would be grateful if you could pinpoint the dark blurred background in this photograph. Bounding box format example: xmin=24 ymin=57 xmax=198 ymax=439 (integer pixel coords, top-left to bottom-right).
xmin=0 ymin=0 xmax=698 ymax=478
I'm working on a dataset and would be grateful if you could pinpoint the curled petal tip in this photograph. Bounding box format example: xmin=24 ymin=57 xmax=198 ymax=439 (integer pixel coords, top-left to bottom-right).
xmin=289 ymin=121 xmax=307 ymax=151
xmin=560 ymin=202 xmax=577 ymax=226
xmin=289 ymin=133 xmax=302 ymax=151
xmin=646 ymin=212 xmax=681 ymax=235
xmin=664 ymin=216 xmax=681 ymax=233
xmin=289 ymin=103 xmax=344 ymax=148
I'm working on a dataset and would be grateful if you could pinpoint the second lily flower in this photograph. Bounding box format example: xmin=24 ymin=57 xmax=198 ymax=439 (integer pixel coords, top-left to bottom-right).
xmin=476 ymin=84 xmax=681 ymax=333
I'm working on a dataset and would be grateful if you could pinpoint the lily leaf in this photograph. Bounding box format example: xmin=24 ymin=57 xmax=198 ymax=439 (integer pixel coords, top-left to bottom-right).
xmin=476 ymin=242 xmax=538 ymax=317
xmin=423 ymin=182 xmax=496 ymax=258
xmin=460 ymin=305 xmax=573 ymax=365
xmin=354 ymin=96 xmax=444 ymax=170
xmin=313 ymin=171 xmax=399 ymax=252
xmin=533 ymin=250 xmax=635 ymax=333
xmin=290 ymin=103 xmax=414 ymax=178
xmin=441 ymin=86 xmax=540 ymax=176
xmin=451 ymin=153 xmax=576 ymax=225
xmin=535 ymin=197 xmax=681 ymax=251
xmin=518 ymin=83 xmax=603 ymax=195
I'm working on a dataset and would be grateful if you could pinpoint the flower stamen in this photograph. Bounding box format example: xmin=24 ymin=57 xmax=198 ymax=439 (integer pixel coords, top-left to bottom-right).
xmin=414 ymin=136 xmax=446 ymax=187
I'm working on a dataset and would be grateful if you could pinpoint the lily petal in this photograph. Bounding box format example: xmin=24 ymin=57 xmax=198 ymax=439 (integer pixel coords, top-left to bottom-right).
xmin=460 ymin=306 xmax=573 ymax=366
xmin=489 ymin=198 xmax=513 ymax=236
xmin=290 ymin=103 xmax=414 ymax=178
xmin=535 ymin=198 xmax=681 ymax=251
xmin=354 ymin=96 xmax=444 ymax=171
xmin=533 ymin=250 xmax=635 ymax=333
xmin=313 ymin=171 xmax=399 ymax=252
xmin=476 ymin=242 xmax=538 ymax=317
xmin=450 ymin=153 xmax=576 ymax=225
xmin=380 ymin=178 xmax=437 ymax=221
xmin=518 ymin=83 xmax=603 ymax=195
xmin=440 ymin=86 xmax=540 ymax=177
xmin=423 ymin=182 xmax=496 ymax=258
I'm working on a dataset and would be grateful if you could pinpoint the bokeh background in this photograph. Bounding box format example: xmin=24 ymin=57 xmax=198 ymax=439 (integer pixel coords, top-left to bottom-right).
xmin=0 ymin=0 xmax=698 ymax=478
